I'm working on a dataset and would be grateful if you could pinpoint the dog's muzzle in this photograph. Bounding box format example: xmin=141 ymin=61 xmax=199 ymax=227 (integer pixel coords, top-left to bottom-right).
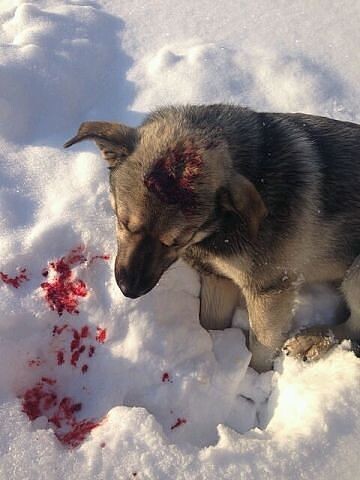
xmin=115 ymin=267 xmax=154 ymax=299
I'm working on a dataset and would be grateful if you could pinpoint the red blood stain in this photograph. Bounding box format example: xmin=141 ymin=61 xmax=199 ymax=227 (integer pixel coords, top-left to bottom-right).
xmin=170 ymin=418 xmax=187 ymax=430
xmin=73 ymin=329 xmax=80 ymax=340
xmin=162 ymin=372 xmax=170 ymax=383
xmin=28 ymin=358 xmax=42 ymax=367
xmin=53 ymin=324 xmax=69 ymax=336
xmin=22 ymin=382 xmax=58 ymax=421
xmin=96 ymin=327 xmax=106 ymax=344
xmin=41 ymin=377 xmax=56 ymax=385
xmin=66 ymin=246 xmax=87 ymax=265
xmin=57 ymin=350 xmax=65 ymax=365
xmin=71 ymin=350 xmax=80 ymax=367
xmin=41 ymin=246 xmax=109 ymax=315
xmin=70 ymin=338 xmax=80 ymax=351
xmin=55 ymin=419 xmax=101 ymax=448
xmin=0 ymin=268 xmax=29 ymax=288
xmin=22 ymin=378 xmax=102 ymax=448
xmin=20 ymin=248 xmax=110 ymax=448
xmin=88 ymin=254 xmax=110 ymax=265
xmin=41 ymin=248 xmax=88 ymax=316
xmin=80 ymin=326 xmax=89 ymax=338
xmin=144 ymin=140 xmax=203 ymax=213
xmin=70 ymin=339 xmax=86 ymax=367
xmin=49 ymin=397 xmax=82 ymax=428
xmin=71 ymin=329 xmax=81 ymax=351
xmin=51 ymin=323 xmax=100 ymax=367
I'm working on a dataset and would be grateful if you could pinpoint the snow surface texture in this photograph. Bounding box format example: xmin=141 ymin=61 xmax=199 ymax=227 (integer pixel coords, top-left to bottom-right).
xmin=1 ymin=1 xmax=360 ymax=479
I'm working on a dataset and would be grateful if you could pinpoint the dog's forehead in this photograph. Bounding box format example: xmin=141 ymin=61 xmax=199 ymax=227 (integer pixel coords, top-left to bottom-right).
xmin=110 ymin=124 xmax=221 ymax=232
xmin=143 ymin=139 xmax=204 ymax=214
xmin=111 ymin=164 xmax=182 ymax=228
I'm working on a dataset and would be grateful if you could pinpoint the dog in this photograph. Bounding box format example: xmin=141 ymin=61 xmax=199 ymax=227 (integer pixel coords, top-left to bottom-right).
xmin=64 ymin=104 xmax=360 ymax=371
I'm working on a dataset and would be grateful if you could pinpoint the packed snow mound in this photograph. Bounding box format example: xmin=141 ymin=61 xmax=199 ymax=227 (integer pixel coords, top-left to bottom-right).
xmin=1 ymin=1 xmax=360 ymax=479
xmin=130 ymin=42 xmax=359 ymax=121
xmin=0 ymin=2 xmax=136 ymax=143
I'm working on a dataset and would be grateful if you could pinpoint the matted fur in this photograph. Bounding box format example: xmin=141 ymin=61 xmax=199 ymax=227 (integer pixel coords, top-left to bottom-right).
xmin=65 ymin=104 xmax=360 ymax=371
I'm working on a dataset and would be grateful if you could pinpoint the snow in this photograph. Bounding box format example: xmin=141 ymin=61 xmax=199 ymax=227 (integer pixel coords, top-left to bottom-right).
xmin=0 ymin=1 xmax=360 ymax=478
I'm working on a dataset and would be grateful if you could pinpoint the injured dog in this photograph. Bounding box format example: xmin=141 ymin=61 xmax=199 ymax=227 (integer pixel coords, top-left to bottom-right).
xmin=64 ymin=104 xmax=360 ymax=371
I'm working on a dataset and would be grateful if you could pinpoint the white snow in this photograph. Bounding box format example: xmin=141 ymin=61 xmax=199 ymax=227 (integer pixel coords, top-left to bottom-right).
xmin=1 ymin=1 xmax=360 ymax=479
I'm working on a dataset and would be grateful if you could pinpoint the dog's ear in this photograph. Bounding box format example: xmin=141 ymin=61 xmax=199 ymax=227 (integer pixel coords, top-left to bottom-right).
xmin=64 ymin=122 xmax=137 ymax=167
xmin=220 ymin=174 xmax=267 ymax=239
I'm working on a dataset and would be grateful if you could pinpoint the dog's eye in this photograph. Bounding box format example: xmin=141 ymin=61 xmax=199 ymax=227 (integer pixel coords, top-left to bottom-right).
xmin=118 ymin=220 xmax=132 ymax=233
xmin=118 ymin=220 xmax=127 ymax=230
xmin=170 ymin=240 xmax=182 ymax=248
xmin=159 ymin=239 xmax=172 ymax=248
xmin=159 ymin=239 xmax=180 ymax=248
xmin=119 ymin=220 xmax=144 ymax=235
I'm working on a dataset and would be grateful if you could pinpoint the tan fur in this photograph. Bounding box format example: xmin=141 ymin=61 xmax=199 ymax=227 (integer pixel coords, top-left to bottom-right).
xmin=199 ymin=275 xmax=241 ymax=330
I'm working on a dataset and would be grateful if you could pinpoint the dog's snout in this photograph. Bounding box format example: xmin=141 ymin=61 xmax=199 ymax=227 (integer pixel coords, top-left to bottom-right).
xmin=116 ymin=268 xmax=135 ymax=298
xmin=114 ymin=235 xmax=178 ymax=299
xmin=115 ymin=267 xmax=149 ymax=299
xmin=119 ymin=283 xmax=140 ymax=299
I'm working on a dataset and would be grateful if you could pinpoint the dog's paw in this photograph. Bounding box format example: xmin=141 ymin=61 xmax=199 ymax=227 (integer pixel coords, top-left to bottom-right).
xmin=283 ymin=328 xmax=338 ymax=361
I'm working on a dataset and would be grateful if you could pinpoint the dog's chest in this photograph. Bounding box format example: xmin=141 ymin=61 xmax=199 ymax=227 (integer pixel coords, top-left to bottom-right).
xmin=206 ymin=253 xmax=252 ymax=288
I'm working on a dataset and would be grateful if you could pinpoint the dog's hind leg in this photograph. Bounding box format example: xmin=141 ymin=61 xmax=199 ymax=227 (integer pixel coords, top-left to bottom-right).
xmin=284 ymin=256 xmax=360 ymax=362
xmin=199 ymin=274 xmax=242 ymax=330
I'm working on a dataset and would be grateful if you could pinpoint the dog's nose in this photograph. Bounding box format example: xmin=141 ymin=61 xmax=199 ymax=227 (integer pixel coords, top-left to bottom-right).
xmin=115 ymin=268 xmax=142 ymax=299
xmin=119 ymin=281 xmax=141 ymax=299
xmin=120 ymin=284 xmax=139 ymax=298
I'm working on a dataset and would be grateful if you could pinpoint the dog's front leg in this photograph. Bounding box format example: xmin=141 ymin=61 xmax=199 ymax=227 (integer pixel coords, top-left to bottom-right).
xmin=199 ymin=274 xmax=242 ymax=330
xmin=246 ymin=288 xmax=296 ymax=372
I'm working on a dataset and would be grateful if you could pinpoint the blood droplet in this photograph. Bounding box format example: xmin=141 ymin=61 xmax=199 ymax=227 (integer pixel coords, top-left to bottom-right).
xmin=88 ymin=254 xmax=110 ymax=264
xmin=0 ymin=268 xmax=29 ymax=288
xmin=41 ymin=247 xmax=109 ymax=315
xmin=41 ymin=251 xmax=88 ymax=316
xmin=41 ymin=377 xmax=56 ymax=385
xmin=53 ymin=324 xmax=68 ymax=336
xmin=71 ymin=350 xmax=80 ymax=367
xmin=96 ymin=327 xmax=106 ymax=344
xmin=55 ymin=419 xmax=101 ymax=448
xmin=80 ymin=326 xmax=89 ymax=338
xmin=22 ymin=382 xmax=58 ymax=421
xmin=28 ymin=358 xmax=42 ymax=367
xmin=57 ymin=351 xmax=65 ymax=365
xmin=170 ymin=418 xmax=187 ymax=430
xmin=70 ymin=329 xmax=81 ymax=351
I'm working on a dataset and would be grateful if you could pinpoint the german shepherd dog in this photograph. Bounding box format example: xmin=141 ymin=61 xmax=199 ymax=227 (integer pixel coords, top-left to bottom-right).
xmin=64 ymin=105 xmax=360 ymax=371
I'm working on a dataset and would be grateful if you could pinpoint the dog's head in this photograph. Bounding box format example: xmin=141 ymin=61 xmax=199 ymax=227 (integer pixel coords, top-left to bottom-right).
xmin=64 ymin=111 xmax=266 ymax=298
